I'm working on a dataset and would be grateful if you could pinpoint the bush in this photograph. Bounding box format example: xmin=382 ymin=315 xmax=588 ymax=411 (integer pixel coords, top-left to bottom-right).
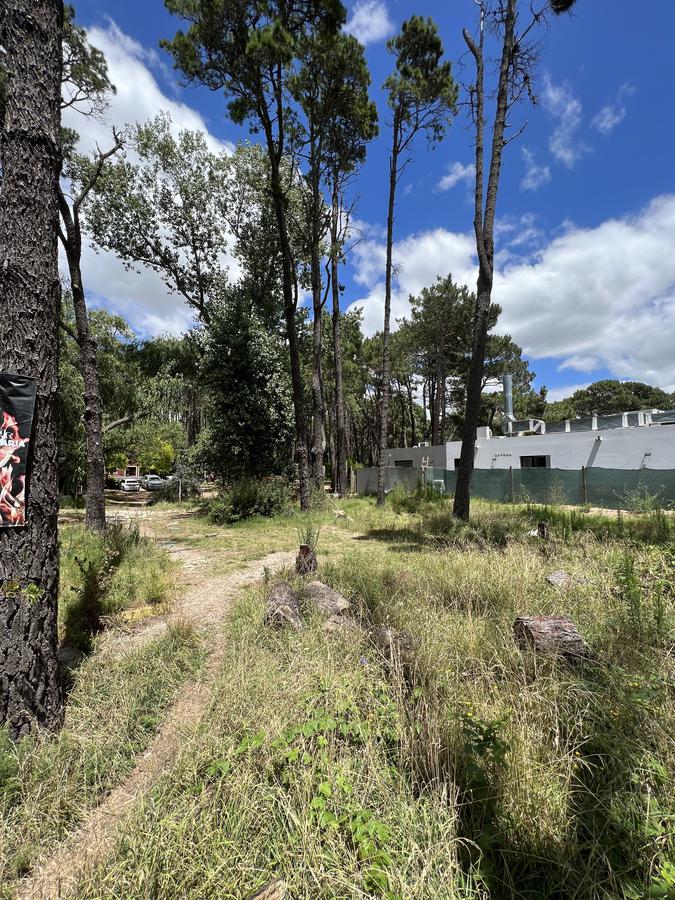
xmin=388 ymin=480 xmax=444 ymax=515
xmin=149 ymin=477 xmax=202 ymax=504
xmin=208 ymin=476 xmax=291 ymax=525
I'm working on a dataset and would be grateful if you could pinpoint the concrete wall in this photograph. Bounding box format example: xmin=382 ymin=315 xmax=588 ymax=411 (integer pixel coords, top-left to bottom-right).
xmin=385 ymin=423 xmax=675 ymax=471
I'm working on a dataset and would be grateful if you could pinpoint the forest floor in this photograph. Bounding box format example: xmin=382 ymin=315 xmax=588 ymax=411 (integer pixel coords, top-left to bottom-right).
xmin=2 ymin=496 xmax=674 ymax=899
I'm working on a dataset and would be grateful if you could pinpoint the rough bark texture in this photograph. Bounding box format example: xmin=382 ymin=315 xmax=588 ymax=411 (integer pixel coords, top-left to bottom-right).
xmin=454 ymin=0 xmax=516 ymax=521
xmin=304 ymin=580 xmax=350 ymax=617
xmin=310 ymin=243 xmax=325 ymax=492
xmin=248 ymin=880 xmax=287 ymax=900
xmin=295 ymin=543 xmax=318 ymax=576
xmin=264 ymin=582 xmax=303 ymax=631
xmin=376 ymin=132 xmax=400 ymax=506
xmin=513 ymin=615 xmax=592 ymax=665
xmin=58 ymin=193 xmax=107 ymax=531
xmin=0 ymin=0 xmax=64 ymax=739
xmin=330 ymin=187 xmax=348 ymax=496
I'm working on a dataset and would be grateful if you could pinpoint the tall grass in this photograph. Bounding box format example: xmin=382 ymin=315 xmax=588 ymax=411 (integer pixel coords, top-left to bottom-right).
xmin=0 ymin=624 xmax=203 ymax=889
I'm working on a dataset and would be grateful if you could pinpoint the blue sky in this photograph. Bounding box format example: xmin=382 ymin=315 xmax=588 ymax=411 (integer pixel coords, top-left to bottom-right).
xmin=66 ymin=0 xmax=675 ymax=397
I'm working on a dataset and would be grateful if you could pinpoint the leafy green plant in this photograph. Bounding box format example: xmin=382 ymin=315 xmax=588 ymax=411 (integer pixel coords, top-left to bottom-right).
xmin=297 ymin=517 xmax=320 ymax=552
xmin=208 ymin=476 xmax=291 ymax=524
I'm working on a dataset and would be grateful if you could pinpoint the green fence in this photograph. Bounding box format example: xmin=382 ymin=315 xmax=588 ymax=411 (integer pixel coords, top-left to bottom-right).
xmin=423 ymin=466 xmax=675 ymax=510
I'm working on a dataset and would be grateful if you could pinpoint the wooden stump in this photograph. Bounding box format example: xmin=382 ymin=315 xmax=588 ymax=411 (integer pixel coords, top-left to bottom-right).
xmin=296 ymin=544 xmax=317 ymax=575
xmin=513 ymin=615 xmax=591 ymax=665
xmin=537 ymin=521 xmax=549 ymax=540
xmin=265 ymin=582 xmax=303 ymax=631
xmin=304 ymin=581 xmax=350 ymax=616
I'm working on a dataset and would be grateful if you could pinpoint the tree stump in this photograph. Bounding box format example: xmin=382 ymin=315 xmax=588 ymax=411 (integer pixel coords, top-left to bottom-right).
xmin=295 ymin=544 xmax=317 ymax=575
xmin=265 ymin=582 xmax=303 ymax=631
xmin=537 ymin=521 xmax=549 ymax=540
xmin=513 ymin=615 xmax=591 ymax=665
xmin=304 ymin=581 xmax=350 ymax=616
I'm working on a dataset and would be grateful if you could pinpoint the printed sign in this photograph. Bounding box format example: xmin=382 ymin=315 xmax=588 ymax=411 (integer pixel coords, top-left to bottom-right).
xmin=0 ymin=374 xmax=37 ymax=527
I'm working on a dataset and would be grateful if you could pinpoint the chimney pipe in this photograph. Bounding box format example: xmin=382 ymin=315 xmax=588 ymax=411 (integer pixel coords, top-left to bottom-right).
xmin=502 ymin=374 xmax=514 ymax=435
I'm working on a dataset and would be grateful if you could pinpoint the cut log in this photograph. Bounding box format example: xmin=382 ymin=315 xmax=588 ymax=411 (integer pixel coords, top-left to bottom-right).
xmin=296 ymin=544 xmax=317 ymax=575
xmin=265 ymin=582 xmax=303 ymax=631
xmin=513 ymin=615 xmax=591 ymax=665
xmin=247 ymin=880 xmax=287 ymax=900
xmin=370 ymin=625 xmax=419 ymax=675
xmin=304 ymin=581 xmax=350 ymax=616
xmin=537 ymin=522 xmax=549 ymax=540
xmin=322 ymin=615 xmax=361 ymax=636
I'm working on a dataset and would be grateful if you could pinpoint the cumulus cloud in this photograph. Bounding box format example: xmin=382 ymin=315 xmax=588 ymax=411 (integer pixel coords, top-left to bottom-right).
xmin=546 ymin=383 xmax=591 ymax=402
xmin=61 ymin=19 xmax=233 ymax=336
xmin=437 ymin=161 xmax=475 ymax=191
xmin=520 ymin=147 xmax=551 ymax=191
xmin=344 ymin=0 xmax=394 ymax=45
xmin=592 ymin=82 xmax=635 ymax=135
xmin=348 ymin=195 xmax=675 ymax=390
xmin=541 ymin=74 xmax=588 ymax=168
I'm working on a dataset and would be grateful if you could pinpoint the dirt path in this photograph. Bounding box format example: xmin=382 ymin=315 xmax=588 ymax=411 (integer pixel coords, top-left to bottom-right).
xmin=17 ymin=516 xmax=295 ymax=900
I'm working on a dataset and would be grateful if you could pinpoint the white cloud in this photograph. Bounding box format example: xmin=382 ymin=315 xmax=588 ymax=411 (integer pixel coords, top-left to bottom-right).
xmin=520 ymin=147 xmax=551 ymax=191
xmin=541 ymin=74 xmax=588 ymax=168
xmin=348 ymin=195 xmax=675 ymax=390
xmin=546 ymin=383 xmax=591 ymax=402
xmin=344 ymin=0 xmax=394 ymax=45
xmin=437 ymin=161 xmax=475 ymax=192
xmin=61 ymin=19 xmax=234 ymax=336
xmin=592 ymin=82 xmax=635 ymax=135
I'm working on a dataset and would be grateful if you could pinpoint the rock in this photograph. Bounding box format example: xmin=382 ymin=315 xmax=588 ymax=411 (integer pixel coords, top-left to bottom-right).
xmin=265 ymin=582 xmax=303 ymax=631
xmin=296 ymin=543 xmax=317 ymax=575
xmin=247 ymin=880 xmax=287 ymax=900
xmin=513 ymin=615 xmax=592 ymax=665
xmin=304 ymin=581 xmax=350 ymax=616
xmin=322 ymin=615 xmax=360 ymax=636
xmin=547 ymin=570 xmax=572 ymax=587
xmin=370 ymin=625 xmax=419 ymax=674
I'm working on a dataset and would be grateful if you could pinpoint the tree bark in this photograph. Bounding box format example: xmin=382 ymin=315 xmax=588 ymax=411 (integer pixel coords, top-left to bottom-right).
xmin=454 ymin=0 xmax=515 ymax=521
xmin=310 ymin=242 xmax=325 ymax=492
xmin=0 ymin=0 xmax=64 ymax=739
xmin=330 ymin=187 xmax=348 ymax=496
xmin=269 ymin=159 xmax=310 ymax=511
xmin=58 ymin=192 xmax=106 ymax=532
xmin=376 ymin=132 xmax=400 ymax=506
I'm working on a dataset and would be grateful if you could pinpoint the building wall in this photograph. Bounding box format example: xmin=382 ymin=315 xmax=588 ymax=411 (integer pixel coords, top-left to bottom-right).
xmin=385 ymin=424 xmax=675 ymax=471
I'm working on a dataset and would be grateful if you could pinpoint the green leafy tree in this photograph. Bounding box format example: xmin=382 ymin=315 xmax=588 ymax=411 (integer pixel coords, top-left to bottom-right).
xmin=290 ymin=29 xmax=377 ymax=490
xmin=162 ymin=0 xmax=346 ymax=510
xmin=376 ymin=16 xmax=457 ymax=506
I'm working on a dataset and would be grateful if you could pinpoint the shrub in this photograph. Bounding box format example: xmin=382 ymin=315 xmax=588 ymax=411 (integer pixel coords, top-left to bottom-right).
xmin=388 ymin=480 xmax=444 ymax=515
xmin=149 ymin=477 xmax=202 ymax=504
xmin=208 ymin=476 xmax=291 ymax=525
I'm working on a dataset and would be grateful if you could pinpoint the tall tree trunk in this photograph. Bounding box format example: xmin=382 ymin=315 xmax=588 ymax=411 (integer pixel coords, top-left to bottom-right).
xmin=376 ymin=135 xmax=400 ymax=506
xmin=330 ymin=188 xmax=348 ymax=496
xmin=58 ymin=193 xmax=106 ymax=532
xmin=310 ymin=242 xmax=325 ymax=492
xmin=0 ymin=0 xmax=64 ymax=740
xmin=269 ymin=161 xmax=310 ymax=511
xmin=454 ymin=0 xmax=515 ymax=521
xmin=431 ymin=356 xmax=442 ymax=445
xmin=406 ymin=378 xmax=416 ymax=448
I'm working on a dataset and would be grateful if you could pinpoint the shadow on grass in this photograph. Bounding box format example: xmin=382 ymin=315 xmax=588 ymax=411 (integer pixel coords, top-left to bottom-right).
xmin=353 ymin=528 xmax=430 ymax=553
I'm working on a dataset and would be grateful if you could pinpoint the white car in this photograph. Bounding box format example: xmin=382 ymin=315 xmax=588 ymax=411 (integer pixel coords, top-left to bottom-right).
xmin=120 ymin=477 xmax=142 ymax=492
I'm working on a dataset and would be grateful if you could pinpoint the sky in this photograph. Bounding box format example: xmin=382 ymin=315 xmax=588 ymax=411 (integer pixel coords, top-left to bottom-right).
xmin=64 ymin=0 xmax=675 ymax=398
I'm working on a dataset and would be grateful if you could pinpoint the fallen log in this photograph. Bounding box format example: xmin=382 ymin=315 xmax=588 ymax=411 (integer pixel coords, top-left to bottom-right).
xmin=304 ymin=581 xmax=350 ymax=616
xmin=264 ymin=582 xmax=303 ymax=631
xmin=513 ymin=615 xmax=592 ymax=665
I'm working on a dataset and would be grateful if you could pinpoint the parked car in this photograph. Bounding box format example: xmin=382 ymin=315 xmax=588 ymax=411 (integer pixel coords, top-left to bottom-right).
xmin=141 ymin=474 xmax=165 ymax=491
xmin=120 ymin=477 xmax=142 ymax=492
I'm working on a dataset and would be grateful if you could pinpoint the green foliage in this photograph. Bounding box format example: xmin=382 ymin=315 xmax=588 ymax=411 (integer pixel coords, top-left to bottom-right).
xmin=59 ymin=520 xmax=172 ymax=652
xmin=61 ymin=4 xmax=116 ymax=121
xmin=545 ymin=379 xmax=674 ymax=422
xmin=296 ymin=517 xmax=321 ymax=551
xmin=208 ymin=477 xmax=292 ymax=525
xmin=384 ymin=16 xmax=457 ymax=147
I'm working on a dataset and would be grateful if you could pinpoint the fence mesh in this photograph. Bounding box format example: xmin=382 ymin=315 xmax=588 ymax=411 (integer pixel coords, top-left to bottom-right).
xmin=355 ymin=465 xmax=675 ymax=509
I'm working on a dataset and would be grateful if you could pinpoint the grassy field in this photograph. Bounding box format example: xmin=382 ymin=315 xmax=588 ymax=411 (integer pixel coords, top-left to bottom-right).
xmin=1 ymin=495 xmax=673 ymax=898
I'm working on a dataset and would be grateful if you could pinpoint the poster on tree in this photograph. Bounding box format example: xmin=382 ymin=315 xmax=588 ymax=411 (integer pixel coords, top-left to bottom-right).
xmin=0 ymin=374 xmax=37 ymax=527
